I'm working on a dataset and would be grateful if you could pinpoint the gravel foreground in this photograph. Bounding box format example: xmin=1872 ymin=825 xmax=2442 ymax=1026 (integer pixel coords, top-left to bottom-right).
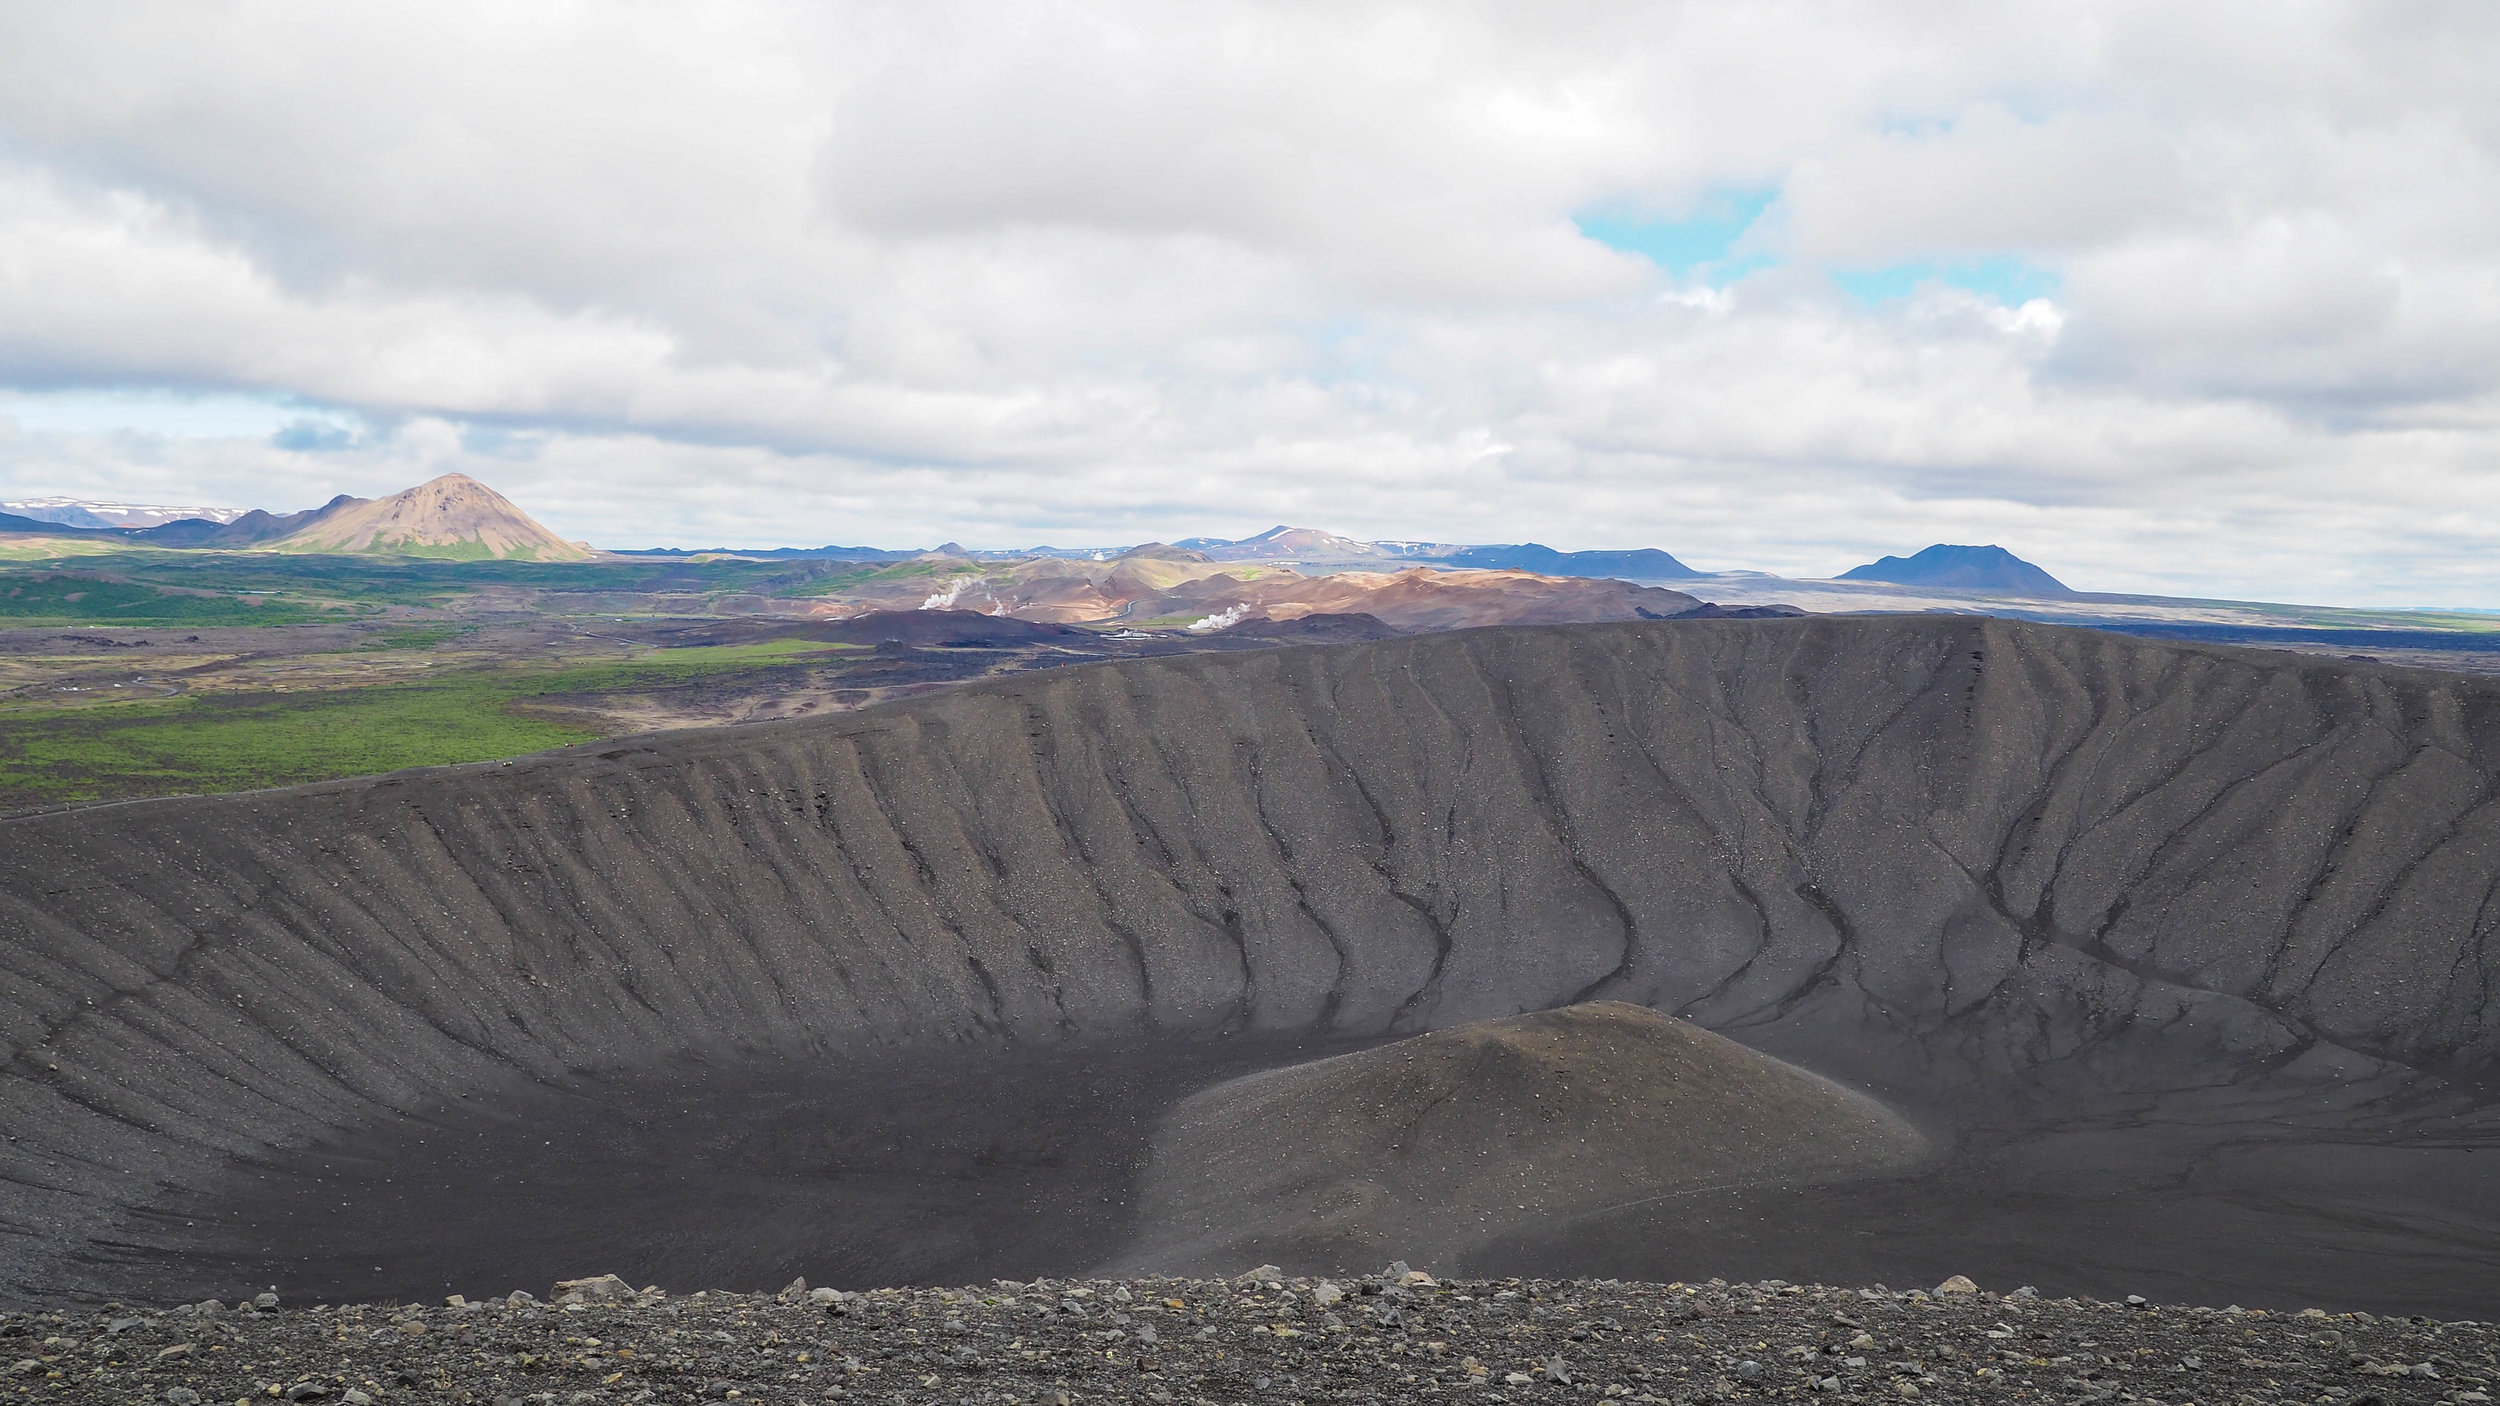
xmin=6 ymin=1270 xmax=2491 ymax=1406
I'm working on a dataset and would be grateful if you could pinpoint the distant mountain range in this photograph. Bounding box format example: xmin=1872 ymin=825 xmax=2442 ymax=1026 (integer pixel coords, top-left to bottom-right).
xmin=611 ymin=528 xmax=1709 ymax=582
xmin=1173 ymin=525 xmax=1385 ymax=560
xmin=0 ymin=475 xmax=2078 ymax=599
xmin=124 ymin=495 xmax=365 ymax=548
xmin=0 ymin=497 xmax=247 ymax=529
xmin=0 ymin=474 xmax=589 ymax=560
xmin=1837 ymin=543 xmax=2074 ymax=597
xmin=1165 ymin=526 xmax=1706 ymax=580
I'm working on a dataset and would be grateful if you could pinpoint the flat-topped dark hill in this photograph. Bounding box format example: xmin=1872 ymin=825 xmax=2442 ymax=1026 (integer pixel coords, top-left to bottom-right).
xmin=1838 ymin=543 xmax=2074 ymax=596
xmin=4 ymin=616 xmax=2499 ymax=1309
xmin=1212 ymin=611 xmax=1401 ymax=641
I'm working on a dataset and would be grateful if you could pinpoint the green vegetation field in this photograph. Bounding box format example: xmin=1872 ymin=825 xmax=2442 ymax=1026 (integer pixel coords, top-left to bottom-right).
xmin=0 ymin=550 xmax=886 ymax=611
xmin=0 ymin=550 xmax=910 ymax=626
xmin=0 ymin=640 xmax=855 ymax=808
xmin=775 ymin=559 xmax=952 ymax=596
xmin=0 ymin=573 xmax=339 ymax=626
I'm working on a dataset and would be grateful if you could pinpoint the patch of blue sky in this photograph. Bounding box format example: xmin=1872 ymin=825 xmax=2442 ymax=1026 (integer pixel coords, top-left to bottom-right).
xmin=274 ymin=417 xmax=367 ymax=452
xmin=1575 ymin=188 xmax=1778 ymax=279
xmin=1298 ymin=313 xmax=1400 ymax=389
xmin=457 ymin=421 xmax=541 ymax=458
xmin=1831 ymin=258 xmax=2061 ymax=307
xmin=0 ymin=387 xmax=346 ymax=440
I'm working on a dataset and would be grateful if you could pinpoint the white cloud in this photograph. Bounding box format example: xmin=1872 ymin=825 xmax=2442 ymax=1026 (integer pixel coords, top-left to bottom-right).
xmin=0 ymin=1 xmax=2494 ymax=604
xmin=1779 ymin=106 xmax=2189 ymax=265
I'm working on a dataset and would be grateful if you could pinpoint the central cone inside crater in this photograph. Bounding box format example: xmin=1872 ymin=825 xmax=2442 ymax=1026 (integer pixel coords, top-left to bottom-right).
xmin=1117 ymin=1002 xmax=1931 ymax=1273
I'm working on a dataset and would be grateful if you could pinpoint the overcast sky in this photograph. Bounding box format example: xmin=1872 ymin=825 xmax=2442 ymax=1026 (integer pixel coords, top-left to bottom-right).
xmin=0 ymin=2 xmax=2494 ymax=603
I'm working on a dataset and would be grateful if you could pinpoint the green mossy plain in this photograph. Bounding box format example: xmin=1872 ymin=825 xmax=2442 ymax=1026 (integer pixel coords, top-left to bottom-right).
xmin=0 ymin=549 xmax=918 ymax=808
xmin=0 ymin=573 xmax=340 ymax=626
xmin=0 ymin=550 xmax=889 ymax=611
xmin=0 ymin=640 xmax=858 ymax=808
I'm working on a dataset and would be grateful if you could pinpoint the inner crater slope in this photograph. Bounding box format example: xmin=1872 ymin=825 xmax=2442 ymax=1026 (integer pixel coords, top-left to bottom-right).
xmin=5 ymin=616 xmax=2500 ymax=1303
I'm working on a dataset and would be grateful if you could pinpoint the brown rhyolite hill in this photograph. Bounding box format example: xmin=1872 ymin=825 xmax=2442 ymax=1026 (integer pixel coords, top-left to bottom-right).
xmin=1190 ymin=525 xmax=1396 ymax=562
xmin=1164 ymin=565 xmax=1702 ymax=631
xmin=802 ymin=554 xmax=1706 ymax=631
xmin=272 ymin=473 xmax=591 ymax=560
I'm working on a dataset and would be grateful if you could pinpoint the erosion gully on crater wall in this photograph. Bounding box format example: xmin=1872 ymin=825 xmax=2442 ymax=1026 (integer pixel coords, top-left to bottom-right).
xmin=3 ymin=616 xmax=2498 ymax=1313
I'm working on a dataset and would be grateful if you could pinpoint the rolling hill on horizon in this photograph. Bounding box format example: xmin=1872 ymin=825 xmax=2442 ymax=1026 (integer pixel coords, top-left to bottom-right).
xmin=264 ymin=472 xmax=591 ymax=560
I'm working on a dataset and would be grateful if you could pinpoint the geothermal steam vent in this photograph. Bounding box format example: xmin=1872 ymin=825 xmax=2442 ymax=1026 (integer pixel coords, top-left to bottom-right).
xmin=4 ymin=615 xmax=2500 ymax=1308
xmin=1117 ymin=1002 xmax=1929 ymax=1273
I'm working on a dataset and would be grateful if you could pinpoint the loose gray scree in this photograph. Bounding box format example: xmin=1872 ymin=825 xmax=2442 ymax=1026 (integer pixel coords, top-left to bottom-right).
xmin=4 ymin=617 xmax=2498 ymax=1310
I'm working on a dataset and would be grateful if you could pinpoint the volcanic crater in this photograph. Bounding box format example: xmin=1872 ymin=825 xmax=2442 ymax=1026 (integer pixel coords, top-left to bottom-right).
xmin=4 ymin=616 xmax=2498 ymax=1315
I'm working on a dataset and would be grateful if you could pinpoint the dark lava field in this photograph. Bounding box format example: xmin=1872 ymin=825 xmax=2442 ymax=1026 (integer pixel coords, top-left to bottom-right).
xmin=4 ymin=615 xmax=2498 ymax=1319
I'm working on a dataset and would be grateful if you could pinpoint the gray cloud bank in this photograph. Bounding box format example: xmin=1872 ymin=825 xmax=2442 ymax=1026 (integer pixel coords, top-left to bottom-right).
xmin=0 ymin=1 xmax=2494 ymax=604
